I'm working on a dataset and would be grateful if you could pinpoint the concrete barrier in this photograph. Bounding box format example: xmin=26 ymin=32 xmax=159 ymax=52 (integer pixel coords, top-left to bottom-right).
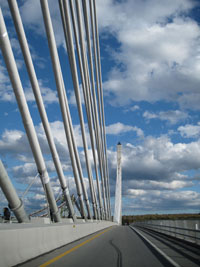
xmin=0 ymin=219 xmax=116 ymax=267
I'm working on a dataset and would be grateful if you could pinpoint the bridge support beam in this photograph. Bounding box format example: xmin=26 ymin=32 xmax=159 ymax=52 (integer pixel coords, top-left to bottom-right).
xmin=0 ymin=160 xmax=29 ymax=223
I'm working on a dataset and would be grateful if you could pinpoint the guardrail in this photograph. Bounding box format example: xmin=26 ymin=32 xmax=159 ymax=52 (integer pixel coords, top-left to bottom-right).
xmin=133 ymin=219 xmax=200 ymax=245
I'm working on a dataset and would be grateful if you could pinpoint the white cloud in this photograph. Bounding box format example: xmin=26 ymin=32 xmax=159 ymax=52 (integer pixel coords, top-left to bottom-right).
xmin=97 ymin=0 xmax=194 ymax=31
xmin=0 ymin=63 xmax=15 ymax=102
xmin=68 ymin=85 xmax=85 ymax=106
xmin=0 ymin=60 xmax=58 ymax=105
xmin=47 ymin=121 xmax=90 ymax=149
xmin=124 ymin=105 xmax=140 ymax=113
xmin=4 ymin=0 xmax=199 ymax=110
xmin=127 ymin=189 xmax=146 ymax=197
xmin=97 ymin=0 xmax=200 ymax=109
xmin=20 ymin=0 xmax=65 ymax=47
xmin=0 ymin=129 xmax=31 ymax=157
xmin=178 ymin=93 xmax=200 ymax=111
xmin=11 ymin=160 xmax=60 ymax=181
xmin=10 ymin=38 xmax=21 ymax=55
xmin=19 ymin=0 xmax=44 ymax=34
xmin=0 ymin=120 xmax=91 ymax=164
xmin=125 ymin=179 xmax=192 ymax=191
xmin=108 ymin=136 xmax=200 ymax=183
xmin=123 ymin=189 xmax=200 ymax=213
xmin=130 ymin=105 xmax=140 ymax=112
xmin=1 ymin=124 xmax=200 ymax=214
xmin=3 ymin=0 xmax=199 ymax=110
xmin=12 ymin=163 xmax=37 ymax=179
xmin=143 ymin=111 xmax=157 ymax=120
xmin=178 ymin=122 xmax=200 ymax=138
xmin=24 ymin=80 xmax=58 ymax=105
xmin=106 ymin=122 xmax=144 ymax=137
xmin=143 ymin=110 xmax=189 ymax=125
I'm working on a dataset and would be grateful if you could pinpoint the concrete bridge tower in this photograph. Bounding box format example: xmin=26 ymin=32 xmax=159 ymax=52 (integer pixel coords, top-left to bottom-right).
xmin=114 ymin=142 xmax=122 ymax=224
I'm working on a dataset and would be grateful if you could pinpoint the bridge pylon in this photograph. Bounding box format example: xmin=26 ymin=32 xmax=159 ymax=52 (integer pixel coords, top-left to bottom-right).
xmin=114 ymin=142 xmax=122 ymax=225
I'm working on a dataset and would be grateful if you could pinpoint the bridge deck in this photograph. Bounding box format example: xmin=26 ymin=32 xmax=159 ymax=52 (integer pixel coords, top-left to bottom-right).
xmin=17 ymin=226 xmax=200 ymax=267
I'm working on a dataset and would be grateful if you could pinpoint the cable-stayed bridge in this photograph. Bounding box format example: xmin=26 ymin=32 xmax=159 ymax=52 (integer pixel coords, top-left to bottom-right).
xmin=0 ymin=1 xmax=199 ymax=267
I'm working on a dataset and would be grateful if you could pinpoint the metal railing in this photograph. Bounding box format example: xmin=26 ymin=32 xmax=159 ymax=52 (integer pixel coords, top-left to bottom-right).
xmin=134 ymin=220 xmax=200 ymax=245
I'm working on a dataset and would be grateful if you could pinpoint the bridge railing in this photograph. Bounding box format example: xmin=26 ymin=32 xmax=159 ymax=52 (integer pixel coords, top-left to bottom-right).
xmin=133 ymin=219 xmax=200 ymax=245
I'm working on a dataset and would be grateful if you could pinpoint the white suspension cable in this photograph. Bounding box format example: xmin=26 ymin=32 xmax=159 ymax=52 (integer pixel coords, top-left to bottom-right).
xmin=61 ymin=0 xmax=98 ymax=219
xmin=40 ymin=0 xmax=88 ymax=220
xmin=69 ymin=0 xmax=102 ymax=220
xmin=88 ymin=0 xmax=110 ymax=218
xmin=81 ymin=0 xmax=108 ymax=219
xmin=59 ymin=0 xmax=92 ymax=219
xmin=93 ymin=0 xmax=111 ymax=219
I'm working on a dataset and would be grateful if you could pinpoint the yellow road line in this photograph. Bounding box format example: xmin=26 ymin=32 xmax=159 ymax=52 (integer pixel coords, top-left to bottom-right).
xmin=40 ymin=227 xmax=113 ymax=267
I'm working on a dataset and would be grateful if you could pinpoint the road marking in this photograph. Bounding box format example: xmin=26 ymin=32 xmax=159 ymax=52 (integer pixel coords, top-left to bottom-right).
xmin=40 ymin=227 xmax=113 ymax=267
xmin=130 ymin=226 xmax=181 ymax=267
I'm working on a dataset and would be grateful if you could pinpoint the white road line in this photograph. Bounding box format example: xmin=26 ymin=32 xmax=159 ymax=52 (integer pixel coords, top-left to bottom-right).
xmin=130 ymin=226 xmax=181 ymax=267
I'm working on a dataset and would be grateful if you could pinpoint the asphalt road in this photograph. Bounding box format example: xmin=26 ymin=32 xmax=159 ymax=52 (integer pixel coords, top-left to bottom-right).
xmin=18 ymin=225 xmax=176 ymax=267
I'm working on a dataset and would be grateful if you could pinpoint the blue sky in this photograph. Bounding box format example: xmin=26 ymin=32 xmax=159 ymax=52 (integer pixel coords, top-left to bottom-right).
xmin=1 ymin=0 xmax=200 ymax=216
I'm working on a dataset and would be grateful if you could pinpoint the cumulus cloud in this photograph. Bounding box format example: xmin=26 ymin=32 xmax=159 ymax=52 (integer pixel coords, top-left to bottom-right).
xmin=130 ymin=105 xmax=140 ymax=112
xmin=5 ymin=0 xmax=199 ymax=110
xmin=25 ymin=81 xmax=58 ymax=105
xmin=0 ymin=129 xmax=31 ymax=158
xmin=1 ymin=124 xmax=200 ymax=214
xmin=0 ymin=119 xmax=91 ymax=158
xmin=143 ymin=110 xmax=189 ymax=125
xmin=0 ymin=63 xmax=15 ymax=102
xmin=20 ymin=0 xmax=65 ymax=47
xmin=11 ymin=160 xmax=67 ymax=182
xmin=3 ymin=0 xmax=200 ymax=110
xmin=106 ymin=122 xmax=144 ymax=137
xmin=108 ymin=136 xmax=200 ymax=183
xmin=46 ymin=121 xmax=91 ymax=149
xmin=97 ymin=0 xmax=200 ymax=109
xmin=123 ymin=105 xmax=140 ymax=113
xmin=108 ymin=134 xmax=200 ymax=212
xmin=122 ymin=190 xmax=200 ymax=213
xmin=178 ymin=93 xmax=200 ymax=111
xmin=97 ymin=0 xmax=194 ymax=31
xmin=0 ymin=120 xmax=92 ymax=172
xmin=125 ymin=179 xmax=193 ymax=191
xmin=178 ymin=122 xmax=200 ymax=138
xmin=68 ymin=85 xmax=85 ymax=106
xmin=0 ymin=60 xmax=58 ymax=105
xmin=12 ymin=163 xmax=38 ymax=179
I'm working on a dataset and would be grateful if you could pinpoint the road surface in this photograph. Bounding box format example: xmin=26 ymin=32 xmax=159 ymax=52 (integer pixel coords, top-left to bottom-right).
xmin=18 ymin=225 xmax=200 ymax=267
